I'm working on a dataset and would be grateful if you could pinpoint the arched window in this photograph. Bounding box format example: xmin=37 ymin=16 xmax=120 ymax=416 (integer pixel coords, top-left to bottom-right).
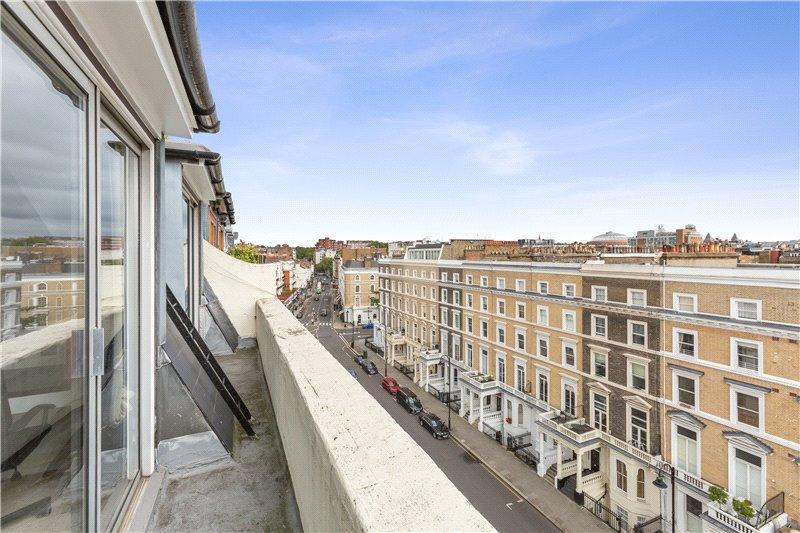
xmin=616 ymin=460 xmax=628 ymax=492
xmin=637 ymin=469 xmax=645 ymax=499
xmin=354 ymin=274 xmax=360 ymax=281
xmin=36 ymin=282 xmax=47 ymax=291
xmin=369 ymin=274 xmax=375 ymax=280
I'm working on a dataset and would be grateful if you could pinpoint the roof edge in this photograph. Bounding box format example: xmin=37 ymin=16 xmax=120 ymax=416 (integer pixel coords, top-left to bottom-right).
xmin=157 ymin=0 xmax=220 ymax=133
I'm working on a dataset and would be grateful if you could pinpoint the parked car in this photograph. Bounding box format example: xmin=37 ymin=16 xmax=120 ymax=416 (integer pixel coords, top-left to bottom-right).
xmin=320 ymin=309 xmax=328 ymax=317
xmin=396 ymin=387 xmax=422 ymax=414
xmin=361 ymin=322 xmax=374 ymax=329
xmin=419 ymin=413 xmax=450 ymax=439
xmin=381 ymin=377 xmax=400 ymax=395
xmin=348 ymin=369 xmax=358 ymax=379
xmin=354 ymin=354 xmax=366 ymax=364
xmin=361 ymin=361 xmax=378 ymax=375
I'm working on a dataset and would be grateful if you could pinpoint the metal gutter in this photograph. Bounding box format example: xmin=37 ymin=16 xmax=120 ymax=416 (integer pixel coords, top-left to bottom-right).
xmin=165 ymin=143 xmax=235 ymax=224
xmin=156 ymin=0 xmax=220 ymax=133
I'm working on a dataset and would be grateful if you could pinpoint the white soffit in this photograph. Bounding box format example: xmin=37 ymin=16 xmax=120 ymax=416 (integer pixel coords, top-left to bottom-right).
xmin=182 ymin=163 xmax=216 ymax=202
xmin=69 ymin=2 xmax=195 ymax=137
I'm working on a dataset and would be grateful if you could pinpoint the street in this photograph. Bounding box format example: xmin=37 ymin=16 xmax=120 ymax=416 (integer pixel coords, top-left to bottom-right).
xmin=296 ymin=278 xmax=559 ymax=533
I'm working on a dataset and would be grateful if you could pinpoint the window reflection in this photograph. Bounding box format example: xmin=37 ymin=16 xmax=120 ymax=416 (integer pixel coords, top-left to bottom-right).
xmin=1 ymin=19 xmax=87 ymax=530
xmin=99 ymin=123 xmax=139 ymax=530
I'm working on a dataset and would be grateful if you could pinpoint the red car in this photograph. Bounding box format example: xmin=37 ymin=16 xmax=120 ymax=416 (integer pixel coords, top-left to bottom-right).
xmin=381 ymin=376 xmax=400 ymax=395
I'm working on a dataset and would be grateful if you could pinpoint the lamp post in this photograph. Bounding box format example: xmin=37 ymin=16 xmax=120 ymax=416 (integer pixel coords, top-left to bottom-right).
xmin=445 ymin=350 xmax=451 ymax=430
xmin=653 ymin=462 xmax=676 ymax=533
xmin=351 ymin=309 xmax=355 ymax=348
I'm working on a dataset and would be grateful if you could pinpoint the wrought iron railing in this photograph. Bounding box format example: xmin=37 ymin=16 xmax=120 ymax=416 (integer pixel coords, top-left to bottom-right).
xmin=632 ymin=515 xmax=661 ymax=533
xmin=756 ymin=491 xmax=784 ymax=528
xmin=583 ymin=491 xmax=629 ymax=532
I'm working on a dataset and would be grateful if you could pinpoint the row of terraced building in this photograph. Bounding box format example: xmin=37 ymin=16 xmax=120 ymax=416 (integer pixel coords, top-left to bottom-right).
xmin=374 ymin=242 xmax=799 ymax=533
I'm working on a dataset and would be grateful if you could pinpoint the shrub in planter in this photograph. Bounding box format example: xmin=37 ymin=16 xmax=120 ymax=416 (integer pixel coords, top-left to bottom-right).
xmin=708 ymin=486 xmax=729 ymax=505
xmin=732 ymin=499 xmax=756 ymax=521
xmin=505 ymin=417 xmax=512 ymax=423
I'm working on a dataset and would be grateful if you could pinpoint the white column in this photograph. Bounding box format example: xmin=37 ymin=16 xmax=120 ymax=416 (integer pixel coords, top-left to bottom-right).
xmin=478 ymin=392 xmax=485 ymax=432
xmin=459 ymin=385 xmax=466 ymax=417
xmin=537 ymin=432 xmax=546 ymax=476
xmin=424 ymin=362 xmax=430 ymax=392
xmin=468 ymin=392 xmax=475 ymax=423
xmin=575 ymin=450 xmax=584 ymax=495
xmin=555 ymin=441 xmax=563 ymax=486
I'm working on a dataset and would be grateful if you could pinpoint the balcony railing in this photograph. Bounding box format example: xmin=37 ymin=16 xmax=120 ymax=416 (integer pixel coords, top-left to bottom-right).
xmin=461 ymin=372 xmax=499 ymax=391
xmin=706 ymin=493 xmax=787 ymax=533
xmin=537 ymin=411 xmax=599 ymax=445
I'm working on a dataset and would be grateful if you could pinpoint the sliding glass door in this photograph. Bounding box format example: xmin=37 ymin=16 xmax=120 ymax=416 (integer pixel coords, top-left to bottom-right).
xmin=1 ymin=6 xmax=142 ymax=530
xmin=98 ymin=119 xmax=140 ymax=530
xmin=1 ymin=12 xmax=89 ymax=531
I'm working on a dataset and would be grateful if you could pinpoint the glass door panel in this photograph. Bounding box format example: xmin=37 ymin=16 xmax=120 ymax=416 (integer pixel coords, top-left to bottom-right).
xmin=98 ymin=123 xmax=139 ymax=530
xmin=1 ymin=16 xmax=87 ymax=530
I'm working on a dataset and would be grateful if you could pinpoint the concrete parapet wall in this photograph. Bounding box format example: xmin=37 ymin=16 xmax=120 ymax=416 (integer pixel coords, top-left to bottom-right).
xmin=255 ymin=296 xmax=494 ymax=532
xmin=204 ymin=241 xmax=281 ymax=338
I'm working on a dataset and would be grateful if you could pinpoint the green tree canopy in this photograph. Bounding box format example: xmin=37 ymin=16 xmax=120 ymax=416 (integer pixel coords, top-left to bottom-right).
xmin=314 ymin=256 xmax=333 ymax=274
xmin=295 ymin=246 xmax=314 ymax=260
xmin=228 ymin=243 xmax=259 ymax=264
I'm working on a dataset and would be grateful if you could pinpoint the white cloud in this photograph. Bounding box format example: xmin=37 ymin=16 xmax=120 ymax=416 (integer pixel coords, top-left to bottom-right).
xmin=432 ymin=120 xmax=536 ymax=176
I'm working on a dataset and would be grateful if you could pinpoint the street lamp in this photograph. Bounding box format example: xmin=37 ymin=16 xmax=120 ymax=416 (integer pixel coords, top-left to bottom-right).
xmin=351 ymin=309 xmax=355 ymax=348
xmin=653 ymin=462 xmax=676 ymax=533
xmin=444 ymin=350 xmax=451 ymax=430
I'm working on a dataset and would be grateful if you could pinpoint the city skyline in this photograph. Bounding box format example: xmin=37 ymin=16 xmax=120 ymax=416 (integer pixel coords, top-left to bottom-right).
xmin=194 ymin=2 xmax=799 ymax=246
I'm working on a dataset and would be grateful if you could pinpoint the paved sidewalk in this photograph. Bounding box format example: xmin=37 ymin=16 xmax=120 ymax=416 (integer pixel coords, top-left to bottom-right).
xmin=359 ymin=340 xmax=607 ymax=533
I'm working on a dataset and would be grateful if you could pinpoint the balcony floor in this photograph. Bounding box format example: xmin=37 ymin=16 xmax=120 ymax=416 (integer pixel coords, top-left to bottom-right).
xmin=151 ymin=346 xmax=302 ymax=532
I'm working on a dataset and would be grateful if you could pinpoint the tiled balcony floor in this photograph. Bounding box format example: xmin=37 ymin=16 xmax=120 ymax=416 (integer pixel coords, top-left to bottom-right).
xmin=151 ymin=346 xmax=302 ymax=532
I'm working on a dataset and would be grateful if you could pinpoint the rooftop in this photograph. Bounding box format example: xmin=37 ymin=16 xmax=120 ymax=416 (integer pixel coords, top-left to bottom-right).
xmin=149 ymin=347 xmax=301 ymax=531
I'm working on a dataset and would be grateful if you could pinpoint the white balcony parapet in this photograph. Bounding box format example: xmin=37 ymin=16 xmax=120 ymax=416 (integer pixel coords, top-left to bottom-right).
xmin=497 ymin=382 xmax=551 ymax=412
xmin=599 ymin=431 xmax=654 ymax=464
xmin=705 ymin=502 xmax=788 ymax=533
xmin=256 ymin=297 xmax=494 ymax=532
xmin=483 ymin=410 xmax=503 ymax=423
xmin=582 ymin=470 xmax=604 ymax=488
xmin=560 ymin=460 xmax=577 ymax=478
xmin=461 ymin=372 xmax=500 ymax=392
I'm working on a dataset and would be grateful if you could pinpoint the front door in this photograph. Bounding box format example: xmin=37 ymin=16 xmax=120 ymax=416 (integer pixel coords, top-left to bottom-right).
xmin=590 ymin=449 xmax=601 ymax=472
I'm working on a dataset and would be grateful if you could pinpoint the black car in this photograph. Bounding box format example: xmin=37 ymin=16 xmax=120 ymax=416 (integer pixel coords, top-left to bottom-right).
xmin=396 ymin=387 xmax=422 ymax=414
xmin=361 ymin=360 xmax=378 ymax=375
xmin=419 ymin=413 xmax=450 ymax=439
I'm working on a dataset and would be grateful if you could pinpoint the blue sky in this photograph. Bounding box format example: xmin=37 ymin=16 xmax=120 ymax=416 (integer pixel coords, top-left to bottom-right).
xmin=194 ymin=2 xmax=799 ymax=246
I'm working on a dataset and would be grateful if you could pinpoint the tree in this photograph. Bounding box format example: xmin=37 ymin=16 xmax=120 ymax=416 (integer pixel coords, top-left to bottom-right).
xmin=368 ymin=241 xmax=388 ymax=249
xmin=295 ymin=246 xmax=314 ymax=261
xmin=228 ymin=243 xmax=259 ymax=264
xmin=314 ymin=257 xmax=333 ymax=275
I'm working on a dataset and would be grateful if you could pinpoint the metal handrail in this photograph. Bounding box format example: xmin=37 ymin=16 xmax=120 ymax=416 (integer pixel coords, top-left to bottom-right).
xmin=755 ymin=491 xmax=784 ymax=528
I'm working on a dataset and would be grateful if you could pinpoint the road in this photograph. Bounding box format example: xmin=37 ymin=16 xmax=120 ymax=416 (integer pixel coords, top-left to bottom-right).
xmin=296 ymin=278 xmax=559 ymax=533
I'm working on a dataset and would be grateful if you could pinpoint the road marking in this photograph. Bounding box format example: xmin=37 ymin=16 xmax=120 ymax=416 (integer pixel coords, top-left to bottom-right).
xmin=506 ymin=502 xmax=514 ymax=510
